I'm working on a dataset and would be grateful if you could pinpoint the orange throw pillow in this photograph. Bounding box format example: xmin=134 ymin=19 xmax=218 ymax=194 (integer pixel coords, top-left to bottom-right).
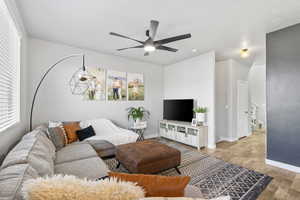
xmin=108 ymin=172 xmax=190 ymax=197
xmin=63 ymin=122 xmax=81 ymax=143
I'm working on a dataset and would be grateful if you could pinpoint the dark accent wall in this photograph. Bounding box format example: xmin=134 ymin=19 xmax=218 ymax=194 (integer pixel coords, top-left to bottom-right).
xmin=267 ymin=23 xmax=300 ymax=167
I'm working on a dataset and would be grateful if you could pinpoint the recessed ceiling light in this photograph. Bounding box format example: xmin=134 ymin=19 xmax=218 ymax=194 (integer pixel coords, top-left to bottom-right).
xmin=240 ymin=48 xmax=249 ymax=58
xmin=192 ymin=49 xmax=197 ymax=52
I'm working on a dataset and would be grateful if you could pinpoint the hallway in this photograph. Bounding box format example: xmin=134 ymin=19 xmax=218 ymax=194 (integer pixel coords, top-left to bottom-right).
xmin=200 ymin=131 xmax=300 ymax=199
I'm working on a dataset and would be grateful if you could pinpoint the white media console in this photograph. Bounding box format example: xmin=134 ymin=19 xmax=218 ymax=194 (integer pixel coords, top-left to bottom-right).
xmin=159 ymin=120 xmax=208 ymax=150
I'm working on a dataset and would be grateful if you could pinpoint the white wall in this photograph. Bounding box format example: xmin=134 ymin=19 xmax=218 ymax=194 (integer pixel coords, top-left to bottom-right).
xmin=215 ymin=60 xmax=230 ymax=141
xmin=248 ymin=64 xmax=266 ymax=126
xmin=27 ymin=38 xmax=163 ymax=138
xmin=164 ymin=52 xmax=216 ymax=149
xmin=215 ymin=59 xmax=250 ymax=142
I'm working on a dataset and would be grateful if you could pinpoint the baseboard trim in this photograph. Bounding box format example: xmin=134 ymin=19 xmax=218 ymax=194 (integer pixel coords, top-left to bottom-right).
xmin=217 ymin=137 xmax=238 ymax=142
xmin=145 ymin=133 xmax=159 ymax=139
xmin=207 ymin=144 xmax=216 ymax=149
xmin=265 ymin=159 xmax=300 ymax=173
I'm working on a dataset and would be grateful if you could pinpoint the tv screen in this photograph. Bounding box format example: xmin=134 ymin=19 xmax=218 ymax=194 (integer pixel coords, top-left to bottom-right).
xmin=163 ymin=99 xmax=194 ymax=122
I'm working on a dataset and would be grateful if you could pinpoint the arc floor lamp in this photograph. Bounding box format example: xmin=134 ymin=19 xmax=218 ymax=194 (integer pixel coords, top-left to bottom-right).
xmin=29 ymin=54 xmax=90 ymax=131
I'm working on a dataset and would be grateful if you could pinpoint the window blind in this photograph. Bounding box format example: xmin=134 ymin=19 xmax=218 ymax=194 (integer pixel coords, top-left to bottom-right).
xmin=0 ymin=0 xmax=20 ymax=132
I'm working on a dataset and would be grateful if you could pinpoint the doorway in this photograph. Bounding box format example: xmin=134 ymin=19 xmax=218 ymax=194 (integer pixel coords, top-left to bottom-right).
xmin=237 ymin=80 xmax=249 ymax=138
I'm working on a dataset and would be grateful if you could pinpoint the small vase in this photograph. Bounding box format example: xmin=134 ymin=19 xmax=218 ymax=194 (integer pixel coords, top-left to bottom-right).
xmin=196 ymin=113 xmax=205 ymax=122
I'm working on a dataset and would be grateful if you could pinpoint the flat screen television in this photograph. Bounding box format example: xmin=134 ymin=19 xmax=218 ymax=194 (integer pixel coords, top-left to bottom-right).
xmin=163 ymin=99 xmax=194 ymax=122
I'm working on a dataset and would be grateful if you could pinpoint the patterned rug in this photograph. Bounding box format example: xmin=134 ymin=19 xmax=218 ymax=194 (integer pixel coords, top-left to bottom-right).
xmin=104 ymin=139 xmax=272 ymax=200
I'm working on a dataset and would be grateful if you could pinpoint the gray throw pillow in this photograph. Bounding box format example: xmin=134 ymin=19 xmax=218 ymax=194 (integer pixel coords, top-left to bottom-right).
xmin=47 ymin=127 xmax=67 ymax=150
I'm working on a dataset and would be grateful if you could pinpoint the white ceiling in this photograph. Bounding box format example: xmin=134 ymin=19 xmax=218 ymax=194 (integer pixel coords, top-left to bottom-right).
xmin=16 ymin=0 xmax=300 ymax=66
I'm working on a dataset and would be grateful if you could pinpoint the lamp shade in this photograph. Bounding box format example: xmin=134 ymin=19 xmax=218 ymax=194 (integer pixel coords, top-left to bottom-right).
xmin=69 ymin=67 xmax=90 ymax=95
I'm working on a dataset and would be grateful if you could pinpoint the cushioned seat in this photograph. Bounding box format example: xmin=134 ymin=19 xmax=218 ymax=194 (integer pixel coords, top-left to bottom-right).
xmin=54 ymin=157 xmax=110 ymax=180
xmin=55 ymin=143 xmax=97 ymax=164
xmin=86 ymin=140 xmax=116 ymax=159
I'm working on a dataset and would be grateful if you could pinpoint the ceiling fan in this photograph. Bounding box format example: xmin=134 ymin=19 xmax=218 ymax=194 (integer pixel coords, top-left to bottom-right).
xmin=110 ymin=20 xmax=192 ymax=56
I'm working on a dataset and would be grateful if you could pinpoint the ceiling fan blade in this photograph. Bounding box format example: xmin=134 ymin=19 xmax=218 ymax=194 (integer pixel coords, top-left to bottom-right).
xmin=157 ymin=46 xmax=178 ymax=52
xmin=154 ymin=33 xmax=192 ymax=45
xmin=117 ymin=45 xmax=144 ymax=51
xmin=150 ymin=20 xmax=159 ymax=39
xmin=110 ymin=32 xmax=144 ymax=44
xmin=144 ymin=52 xmax=150 ymax=56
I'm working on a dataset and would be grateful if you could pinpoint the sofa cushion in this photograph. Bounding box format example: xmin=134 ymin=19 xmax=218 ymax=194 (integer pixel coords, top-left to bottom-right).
xmin=22 ymin=130 xmax=56 ymax=160
xmin=76 ymin=125 xmax=96 ymax=141
xmin=109 ymin=172 xmax=190 ymax=197
xmin=0 ymin=164 xmax=39 ymax=200
xmin=1 ymin=136 xmax=54 ymax=176
xmin=47 ymin=127 xmax=67 ymax=150
xmin=54 ymin=143 xmax=97 ymax=164
xmin=54 ymin=157 xmax=110 ymax=180
xmin=63 ymin=122 xmax=81 ymax=143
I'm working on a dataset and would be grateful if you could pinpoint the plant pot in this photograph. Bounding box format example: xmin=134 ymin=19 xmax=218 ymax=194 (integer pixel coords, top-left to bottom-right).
xmin=196 ymin=113 xmax=205 ymax=122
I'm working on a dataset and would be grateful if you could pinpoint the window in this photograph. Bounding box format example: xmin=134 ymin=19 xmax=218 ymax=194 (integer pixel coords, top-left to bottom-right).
xmin=0 ymin=0 xmax=21 ymax=132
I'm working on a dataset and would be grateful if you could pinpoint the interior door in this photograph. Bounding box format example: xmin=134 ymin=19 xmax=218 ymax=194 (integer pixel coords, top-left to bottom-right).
xmin=237 ymin=80 xmax=249 ymax=138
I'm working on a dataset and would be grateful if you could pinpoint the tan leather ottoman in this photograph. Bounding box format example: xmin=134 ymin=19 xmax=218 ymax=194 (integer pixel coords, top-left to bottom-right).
xmin=116 ymin=140 xmax=181 ymax=174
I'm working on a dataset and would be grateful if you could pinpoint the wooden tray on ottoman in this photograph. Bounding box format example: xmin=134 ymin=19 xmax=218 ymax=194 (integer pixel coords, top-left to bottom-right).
xmin=116 ymin=140 xmax=181 ymax=174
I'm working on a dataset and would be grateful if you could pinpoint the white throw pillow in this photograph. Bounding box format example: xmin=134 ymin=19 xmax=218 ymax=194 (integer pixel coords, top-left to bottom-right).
xmin=80 ymin=118 xmax=121 ymax=136
xmin=48 ymin=121 xmax=63 ymax=128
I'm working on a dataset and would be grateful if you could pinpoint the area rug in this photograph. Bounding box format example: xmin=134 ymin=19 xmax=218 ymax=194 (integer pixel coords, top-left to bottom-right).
xmin=104 ymin=139 xmax=272 ymax=200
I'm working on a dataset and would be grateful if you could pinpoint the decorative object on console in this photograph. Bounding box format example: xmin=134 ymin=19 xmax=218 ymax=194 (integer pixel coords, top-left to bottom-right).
xmin=30 ymin=54 xmax=91 ymax=131
xmin=107 ymin=70 xmax=127 ymax=101
xmin=128 ymin=73 xmax=144 ymax=101
xmin=76 ymin=125 xmax=96 ymax=141
xmin=109 ymin=172 xmax=190 ymax=197
xmin=22 ymin=174 xmax=145 ymax=200
xmin=193 ymin=107 xmax=207 ymax=123
xmin=63 ymin=122 xmax=81 ymax=143
xmin=191 ymin=118 xmax=197 ymax=127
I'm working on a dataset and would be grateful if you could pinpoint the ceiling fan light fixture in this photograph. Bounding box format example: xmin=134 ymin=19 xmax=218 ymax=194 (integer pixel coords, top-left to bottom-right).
xmin=144 ymin=45 xmax=156 ymax=52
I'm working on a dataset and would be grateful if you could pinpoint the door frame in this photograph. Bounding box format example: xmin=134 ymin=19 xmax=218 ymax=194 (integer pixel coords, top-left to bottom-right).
xmin=237 ymin=80 xmax=250 ymax=138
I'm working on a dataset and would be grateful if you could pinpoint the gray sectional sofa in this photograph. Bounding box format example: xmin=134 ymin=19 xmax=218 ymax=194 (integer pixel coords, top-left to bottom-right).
xmin=0 ymin=126 xmax=203 ymax=200
xmin=0 ymin=127 xmax=110 ymax=199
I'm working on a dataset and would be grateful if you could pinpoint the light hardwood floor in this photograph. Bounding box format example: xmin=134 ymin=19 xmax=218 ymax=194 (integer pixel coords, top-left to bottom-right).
xmin=198 ymin=131 xmax=300 ymax=200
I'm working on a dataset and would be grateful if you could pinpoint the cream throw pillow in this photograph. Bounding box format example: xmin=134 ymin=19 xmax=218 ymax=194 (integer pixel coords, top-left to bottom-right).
xmin=140 ymin=197 xmax=230 ymax=200
xmin=22 ymin=175 xmax=145 ymax=200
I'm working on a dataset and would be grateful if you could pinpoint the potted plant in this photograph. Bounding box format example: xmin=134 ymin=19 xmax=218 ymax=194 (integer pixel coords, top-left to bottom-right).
xmin=193 ymin=107 xmax=207 ymax=122
xmin=126 ymin=106 xmax=150 ymax=126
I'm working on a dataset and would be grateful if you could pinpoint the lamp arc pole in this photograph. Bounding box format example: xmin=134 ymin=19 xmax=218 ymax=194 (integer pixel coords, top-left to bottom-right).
xmin=29 ymin=54 xmax=85 ymax=131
